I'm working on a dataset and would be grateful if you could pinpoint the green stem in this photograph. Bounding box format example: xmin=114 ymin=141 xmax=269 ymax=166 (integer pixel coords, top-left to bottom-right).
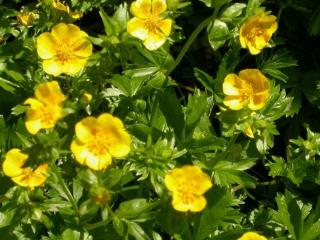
xmin=210 ymin=134 xmax=238 ymax=168
xmin=51 ymin=163 xmax=80 ymax=218
xmin=85 ymin=217 xmax=113 ymax=230
xmin=85 ymin=205 xmax=114 ymax=230
xmin=167 ymin=11 xmax=218 ymax=75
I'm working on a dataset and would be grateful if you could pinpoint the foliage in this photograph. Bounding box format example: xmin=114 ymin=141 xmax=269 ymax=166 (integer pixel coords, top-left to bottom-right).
xmin=0 ymin=0 xmax=320 ymax=239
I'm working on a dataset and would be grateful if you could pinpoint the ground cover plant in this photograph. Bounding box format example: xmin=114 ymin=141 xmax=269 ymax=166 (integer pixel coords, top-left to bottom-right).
xmin=0 ymin=0 xmax=320 ymax=239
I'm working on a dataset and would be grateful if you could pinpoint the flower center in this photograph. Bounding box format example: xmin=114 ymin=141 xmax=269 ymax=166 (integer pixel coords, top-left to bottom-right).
xmin=179 ymin=192 xmax=198 ymax=205
xmin=21 ymin=167 xmax=34 ymax=183
xmin=144 ymin=17 xmax=162 ymax=34
xmin=56 ymin=43 xmax=73 ymax=64
xmin=87 ymin=133 xmax=111 ymax=156
xmin=40 ymin=106 xmax=58 ymax=126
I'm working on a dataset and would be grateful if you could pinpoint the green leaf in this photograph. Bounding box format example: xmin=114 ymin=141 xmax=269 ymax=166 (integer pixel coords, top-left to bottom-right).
xmin=194 ymin=187 xmax=236 ymax=240
xmin=157 ymin=88 xmax=185 ymax=141
xmin=194 ymin=68 xmax=214 ymax=92
xmin=207 ymin=19 xmax=229 ymax=50
xmin=126 ymin=221 xmax=150 ymax=240
xmin=221 ymin=3 xmax=246 ymax=20
xmin=273 ymin=192 xmax=303 ymax=240
xmin=115 ymin=199 xmax=159 ymax=220
xmin=185 ymin=90 xmax=208 ymax=138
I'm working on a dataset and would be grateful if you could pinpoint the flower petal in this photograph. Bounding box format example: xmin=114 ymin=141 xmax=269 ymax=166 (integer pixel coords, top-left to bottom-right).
xmin=143 ymin=32 xmax=167 ymax=50
xmin=2 ymin=149 xmax=27 ymax=177
xmin=238 ymin=232 xmax=267 ymax=240
xmin=151 ymin=0 xmax=167 ymax=16
xmin=97 ymin=113 xmax=124 ymax=130
xmin=127 ymin=18 xmax=149 ymax=41
xmin=73 ymin=39 xmax=93 ymax=58
xmin=239 ymin=69 xmax=269 ymax=93
xmin=75 ymin=117 xmax=97 ymax=142
xmin=248 ymin=92 xmax=269 ymax=110
xmin=25 ymin=118 xmax=43 ymax=135
xmin=158 ymin=18 xmax=172 ymax=37
xmin=36 ymin=32 xmax=57 ymax=59
xmin=130 ymin=0 xmax=151 ymax=18
xmin=51 ymin=23 xmax=88 ymax=45
xmin=223 ymin=95 xmax=246 ymax=110
xmin=35 ymin=81 xmax=66 ymax=105
xmin=172 ymin=192 xmax=207 ymax=212
xmin=247 ymin=41 xmax=262 ymax=55
xmin=85 ymin=153 xmax=112 ymax=171
xmin=42 ymin=58 xmax=64 ymax=76
xmin=223 ymin=74 xmax=243 ymax=95
xmin=28 ymin=164 xmax=48 ymax=188
xmin=71 ymin=136 xmax=112 ymax=171
xmin=109 ymin=142 xmax=131 ymax=158
xmin=63 ymin=58 xmax=87 ymax=75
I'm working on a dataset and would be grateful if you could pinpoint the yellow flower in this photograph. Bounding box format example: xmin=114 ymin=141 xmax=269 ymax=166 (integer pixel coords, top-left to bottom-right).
xmin=24 ymin=81 xmax=66 ymax=135
xmin=71 ymin=113 xmax=131 ymax=171
xmin=2 ymin=149 xmax=48 ymax=189
xmin=164 ymin=165 xmax=212 ymax=212
xmin=52 ymin=0 xmax=82 ymax=19
xmin=36 ymin=22 xmax=92 ymax=76
xmin=223 ymin=69 xmax=269 ymax=110
xmin=127 ymin=0 xmax=173 ymax=50
xmin=240 ymin=15 xmax=278 ymax=55
xmin=82 ymin=92 xmax=93 ymax=104
xmin=238 ymin=232 xmax=267 ymax=240
xmin=17 ymin=11 xmax=38 ymax=26
xmin=244 ymin=126 xmax=254 ymax=138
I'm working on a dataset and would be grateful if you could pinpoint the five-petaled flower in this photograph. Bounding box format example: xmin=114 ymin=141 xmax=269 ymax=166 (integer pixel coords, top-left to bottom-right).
xmin=24 ymin=81 xmax=66 ymax=135
xmin=52 ymin=0 xmax=82 ymax=19
xmin=164 ymin=165 xmax=212 ymax=212
xmin=223 ymin=69 xmax=269 ymax=110
xmin=240 ymin=15 xmax=278 ymax=55
xmin=2 ymin=149 xmax=48 ymax=189
xmin=71 ymin=113 xmax=131 ymax=171
xmin=36 ymin=23 xmax=92 ymax=76
xmin=127 ymin=0 xmax=173 ymax=50
xmin=238 ymin=232 xmax=267 ymax=240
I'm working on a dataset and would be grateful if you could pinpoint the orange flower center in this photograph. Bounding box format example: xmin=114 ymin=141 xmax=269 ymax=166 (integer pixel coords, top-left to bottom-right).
xmin=179 ymin=192 xmax=198 ymax=205
xmin=56 ymin=43 xmax=73 ymax=64
xmin=20 ymin=167 xmax=35 ymax=183
xmin=39 ymin=106 xmax=59 ymax=126
xmin=86 ymin=133 xmax=111 ymax=156
xmin=144 ymin=17 xmax=162 ymax=34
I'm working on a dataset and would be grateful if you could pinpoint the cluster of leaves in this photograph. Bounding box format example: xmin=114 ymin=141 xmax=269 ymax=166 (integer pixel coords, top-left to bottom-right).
xmin=0 ymin=0 xmax=320 ymax=239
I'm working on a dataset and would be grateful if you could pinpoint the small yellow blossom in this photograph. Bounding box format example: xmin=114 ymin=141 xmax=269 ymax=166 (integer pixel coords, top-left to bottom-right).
xmin=127 ymin=0 xmax=173 ymax=50
xmin=17 ymin=11 xmax=39 ymax=26
xmin=71 ymin=113 xmax=131 ymax=171
xmin=82 ymin=92 xmax=93 ymax=103
xmin=244 ymin=126 xmax=254 ymax=138
xmin=36 ymin=22 xmax=92 ymax=76
xmin=164 ymin=165 xmax=212 ymax=212
xmin=52 ymin=0 xmax=82 ymax=19
xmin=24 ymin=81 xmax=66 ymax=135
xmin=2 ymin=149 xmax=48 ymax=189
xmin=238 ymin=232 xmax=267 ymax=240
xmin=223 ymin=69 xmax=269 ymax=110
xmin=240 ymin=15 xmax=278 ymax=55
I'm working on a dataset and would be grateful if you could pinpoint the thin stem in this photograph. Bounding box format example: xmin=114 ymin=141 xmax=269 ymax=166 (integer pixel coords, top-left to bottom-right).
xmin=85 ymin=217 xmax=113 ymax=230
xmin=85 ymin=205 xmax=114 ymax=230
xmin=51 ymin=163 xmax=80 ymax=218
xmin=167 ymin=11 xmax=218 ymax=75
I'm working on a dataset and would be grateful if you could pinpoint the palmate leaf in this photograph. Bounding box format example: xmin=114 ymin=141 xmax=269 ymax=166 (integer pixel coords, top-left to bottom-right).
xmin=272 ymin=192 xmax=320 ymax=240
xmin=213 ymin=159 xmax=257 ymax=188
